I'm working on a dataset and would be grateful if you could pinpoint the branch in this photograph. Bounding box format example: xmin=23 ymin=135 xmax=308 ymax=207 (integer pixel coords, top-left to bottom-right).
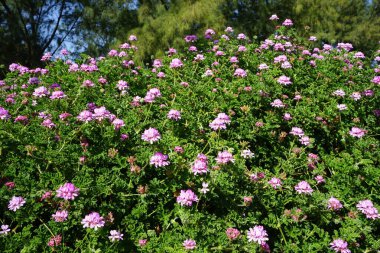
xmin=51 ymin=15 xmax=80 ymax=55
xmin=42 ymin=0 xmax=66 ymax=51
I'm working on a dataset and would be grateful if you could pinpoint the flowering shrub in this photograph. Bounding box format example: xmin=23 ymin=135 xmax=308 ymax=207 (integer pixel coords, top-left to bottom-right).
xmin=1 ymin=16 xmax=380 ymax=252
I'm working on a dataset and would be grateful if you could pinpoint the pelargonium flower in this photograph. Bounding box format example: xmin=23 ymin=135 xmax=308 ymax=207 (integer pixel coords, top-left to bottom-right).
xmin=170 ymin=58 xmax=183 ymax=68
xmin=269 ymin=14 xmax=279 ymax=20
xmin=41 ymin=119 xmax=56 ymax=129
xmin=144 ymin=87 xmax=162 ymax=103
xmin=268 ymin=177 xmax=282 ymax=189
xmin=141 ymin=128 xmax=161 ymax=144
xmin=0 ymin=107 xmax=10 ymax=120
xmin=357 ymin=200 xmax=379 ymax=219
xmin=8 ymin=196 xmax=26 ymax=211
xmin=117 ymin=80 xmax=129 ymax=91
xmin=167 ymin=109 xmax=181 ymax=120
xmin=82 ymin=80 xmax=95 ymax=87
xmin=47 ymin=234 xmax=62 ymax=247
xmin=216 ymin=151 xmax=234 ymax=164
xmin=241 ymin=149 xmax=255 ymax=158
xmin=109 ymin=230 xmax=124 ymax=241
xmin=52 ymin=210 xmax=69 ymax=222
xmin=199 ymin=182 xmax=209 ymax=194
xmin=294 ymin=181 xmax=313 ymax=194
xmin=337 ymin=104 xmax=347 ymax=111
xmin=77 ymin=110 xmax=93 ymax=122
xmin=315 ymin=175 xmax=325 ymax=184
xmin=177 ymin=190 xmax=199 ymax=206
xmin=350 ymin=92 xmax=361 ymax=101
xmin=0 ymin=225 xmax=11 ymax=235
xmin=271 ymin=99 xmax=285 ymax=108
xmin=112 ymin=118 xmax=125 ymax=130
xmin=150 ymin=152 xmax=170 ymax=168
xmin=50 ymin=90 xmax=66 ymax=100
xmin=349 ymin=127 xmax=366 ymax=138
xmin=33 ymin=86 xmax=50 ymax=97
xmin=290 ymin=127 xmax=304 ymax=137
xmin=247 ymin=225 xmax=269 ymax=245
xmin=192 ymin=155 xmax=208 ymax=175
xmin=56 ymin=182 xmax=80 ymax=200
xmin=299 ymin=136 xmax=310 ymax=146
xmin=328 ymin=197 xmax=343 ymax=211
xmin=258 ymin=63 xmax=269 ymax=70
xmin=330 ymin=239 xmax=351 ymax=253
xmin=282 ymin=19 xmax=293 ymax=26
xmin=183 ymin=239 xmax=196 ymax=250
xmin=226 ymin=228 xmax=240 ymax=240
xmin=234 ymin=68 xmax=247 ymax=77
xmin=277 ymin=75 xmax=292 ymax=85
xmin=371 ymin=76 xmax=380 ymax=84
xmin=333 ymin=89 xmax=346 ymax=97
xmin=81 ymin=212 xmax=105 ymax=230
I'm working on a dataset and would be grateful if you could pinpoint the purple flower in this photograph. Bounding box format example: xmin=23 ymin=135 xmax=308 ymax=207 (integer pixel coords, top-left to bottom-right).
xmin=247 ymin=225 xmax=269 ymax=244
xmin=8 ymin=196 xmax=26 ymax=211
xmin=52 ymin=210 xmax=68 ymax=222
xmin=295 ymin=181 xmax=313 ymax=194
xmin=81 ymin=212 xmax=105 ymax=230
xmin=277 ymin=75 xmax=292 ymax=85
xmin=269 ymin=14 xmax=279 ymax=20
xmin=109 ymin=230 xmax=124 ymax=241
xmin=330 ymin=239 xmax=351 ymax=253
xmin=150 ymin=152 xmax=170 ymax=168
xmin=337 ymin=104 xmax=347 ymax=111
xmin=350 ymin=92 xmax=361 ymax=101
xmin=333 ymin=89 xmax=346 ymax=97
xmin=82 ymin=80 xmax=95 ymax=87
xmin=371 ymin=76 xmax=380 ymax=84
xmin=141 ymin=128 xmax=161 ymax=144
xmin=47 ymin=235 xmax=62 ymax=247
xmin=167 ymin=109 xmax=181 ymax=120
xmin=56 ymin=182 xmax=79 ymax=200
xmin=177 ymin=190 xmax=199 ymax=206
xmin=0 ymin=107 xmax=10 ymax=120
xmin=349 ymin=127 xmax=366 ymax=138
xmin=237 ymin=33 xmax=246 ymax=40
xmin=216 ymin=151 xmax=234 ymax=164
xmin=170 ymin=58 xmax=183 ymax=68
xmin=299 ymin=136 xmax=310 ymax=146
xmin=282 ymin=19 xmax=293 ymax=26
xmin=183 ymin=239 xmax=196 ymax=250
xmin=315 ymin=175 xmax=325 ymax=184
xmin=199 ymin=182 xmax=209 ymax=194
xmin=328 ymin=197 xmax=343 ymax=211
xmin=42 ymin=119 xmax=56 ymax=128
xmin=117 ymin=80 xmax=129 ymax=91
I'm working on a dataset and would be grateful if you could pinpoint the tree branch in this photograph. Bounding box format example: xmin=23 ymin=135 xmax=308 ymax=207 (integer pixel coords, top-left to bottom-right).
xmin=42 ymin=0 xmax=66 ymax=51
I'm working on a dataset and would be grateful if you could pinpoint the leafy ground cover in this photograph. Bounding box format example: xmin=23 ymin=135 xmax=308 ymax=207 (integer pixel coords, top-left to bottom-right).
xmin=0 ymin=17 xmax=380 ymax=252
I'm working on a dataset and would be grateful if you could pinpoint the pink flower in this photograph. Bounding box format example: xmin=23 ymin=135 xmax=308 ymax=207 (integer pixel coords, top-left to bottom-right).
xmin=268 ymin=177 xmax=282 ymax=189
xmin=141 ymin=128 xmax=161 ymax=144
xmin=0 ymin=107 xmax=10 ymax=120
xmin=216 ymin=151 xmax=234 ymax=164
xmin=0 ymin=225 xmax=11 ymax=235
xmin=33 ymin=86 xmax=49 ymax=97
xmin=237 ymin=33 xmax=246 ymax=40
xmin=200 ymin=182 xmax=209 ymax=194
xmin=290 ymin=127 xmax=304 ymax=137
xmin=112 ymin=118 xmax=125 ymax=130
xmin=234 ymin=68 xmax=247 ymax=77
xmin=8 ymin=196 xmax=26 ymax=211
xmin=247 ymin=225 xmax=269 ymax=244
xmin=192 ymin=155 xmax=208 ymax=175
xmin=109 ymin=230 xmax=124 ymax=241
xmin=350 ymin=92 xmax=361 ymax=101
xmin=328 ymin=197 xmax=343 ymax=211
xmin=167 ymin=109 xmax=181 ymax=120
xmin=277 ymin=75 xmax=292 ymax=85
xmin=50 ymin=91 xmax=66 ymax=99
xmin=52 ymin=210 xmax=68 ymax=222
xmin=177 ymin=190 xmax=199 ymax=206
xmin=139 ymin=239 xmax=148 ymax=246
xmin=371 ymin=76 xmax=380 ymax=84
xmin=183 ymin=239 xmax=196 ymax=250
xmin=81 ymin=212 xmax=105 ymax=230
xmin=150 ymin=152 xmax=170 ymax=168
xmin=117 ymin=80 xmax=129 ymax=91
xmin=226 ymin=228 xmax=240 ymax=240
xmin=269 ymin=14 xmax=279 ymax=20
xmin=295 ymin=181 xmax=313 ymax=194
xmin=47 ymin=235 xmax=62 ymax=247
xmin=333 ymin=89 xmax=346 ymax=97
xmin=56 ymin=182 xmax=80 ymax=200
xmin=129 ymin=35 xmax=137 ymax=41
xmin=357 ymin=200 xmax=379 ymax=219
xmin=170 ymin=58 xmax=183 ymax=68
xmin=282 ymin=19 xmax=293 ymax=26
xmin=330 ymin=239 xmax=351 ymax=253
xmin=41 ymin=119 xmax=56 ymax=128
xmin=309 ymin=36 xmax=317 ymax=41
xmin=315 ymin=175 xmax=325 ymax=184
xmin=271 ymin=99 xmax=285 ymax=108
xmin=241 ymin=149 xmax=255 ymax=158
xmin=299 ymin=136 xmax=310 ymax=146
xmin=283 ymin=113 xmax=292 ymax=121
xmin=258 ymin=63 xmax=269 ymax=70
xmin=349 ymin=127 xmax=366 ymax=138
xmin=82 ymin=80 xmax=95 ymax=87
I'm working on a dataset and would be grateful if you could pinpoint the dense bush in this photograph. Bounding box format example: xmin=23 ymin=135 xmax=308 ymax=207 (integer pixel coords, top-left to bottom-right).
xmin=1 ymin=18 xmax=380 ymax=252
